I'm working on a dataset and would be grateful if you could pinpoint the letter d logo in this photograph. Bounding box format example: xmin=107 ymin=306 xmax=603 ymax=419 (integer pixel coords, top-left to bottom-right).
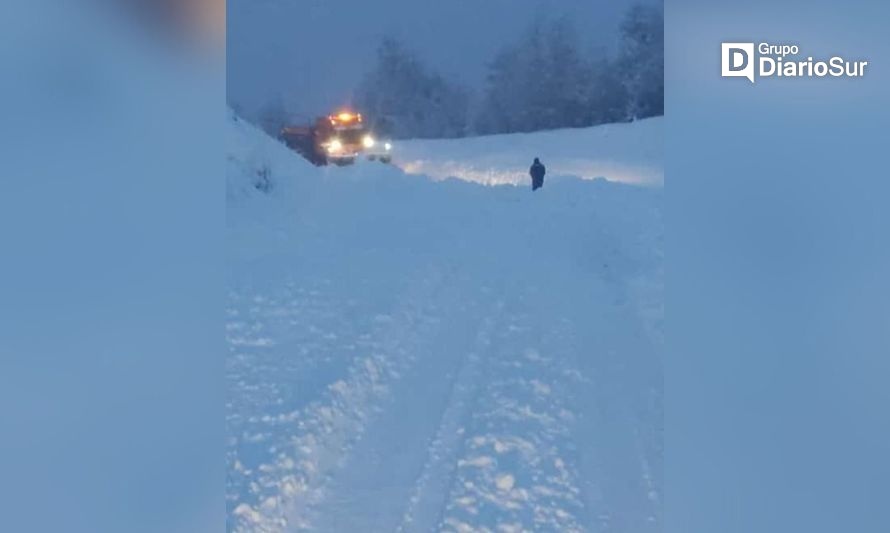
xmin=722 ymin=43 xmax=755 ymax=83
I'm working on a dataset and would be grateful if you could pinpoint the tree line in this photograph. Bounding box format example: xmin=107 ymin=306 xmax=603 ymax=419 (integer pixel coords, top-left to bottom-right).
xmin=248 ymin=3 xmax=662 ymax=140
xmin=357 ymin=4 xmax=663 ymax=139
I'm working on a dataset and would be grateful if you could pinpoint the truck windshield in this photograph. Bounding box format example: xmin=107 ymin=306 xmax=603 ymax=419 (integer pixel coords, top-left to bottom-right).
xmin=334 ymin=129 xmax=366 ymax=144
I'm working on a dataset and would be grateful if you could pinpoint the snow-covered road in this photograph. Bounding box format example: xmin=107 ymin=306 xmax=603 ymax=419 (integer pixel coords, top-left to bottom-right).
xmin=226 ymin=114 xmax=663 ymax=532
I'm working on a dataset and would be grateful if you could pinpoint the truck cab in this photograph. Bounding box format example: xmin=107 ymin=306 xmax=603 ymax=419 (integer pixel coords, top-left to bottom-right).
xmin=317 ymin=112 xmax=367 ymax=165
xmin=280 ymin=110 xmax=392 ymax=166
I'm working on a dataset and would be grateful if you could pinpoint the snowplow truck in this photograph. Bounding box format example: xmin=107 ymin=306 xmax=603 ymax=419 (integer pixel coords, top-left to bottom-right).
xmin=280 ymin=111 xmax=392 ymax=166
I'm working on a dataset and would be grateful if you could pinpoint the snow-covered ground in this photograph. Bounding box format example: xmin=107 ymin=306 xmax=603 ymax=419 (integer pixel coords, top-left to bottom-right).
xmin=226 ymin=112 xmax=663 ymax=532
xmin=392 ymin=118 xmax=663 ymax=187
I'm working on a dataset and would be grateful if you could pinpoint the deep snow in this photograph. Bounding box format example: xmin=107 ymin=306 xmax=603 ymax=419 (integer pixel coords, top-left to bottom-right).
xmin=392 ymin=118 xmax=663 ymax=187
xmin=226 ymin=112 xmax=663 ymax=532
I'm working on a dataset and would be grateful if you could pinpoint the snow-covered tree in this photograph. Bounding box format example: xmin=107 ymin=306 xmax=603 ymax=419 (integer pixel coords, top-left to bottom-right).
xmin=538 ymin=18 xmax=594 ymax=129
xmin=476 ymin=17 xmax=631 ymax=134
xmin=356 ymin=38 xmax=469 ymax=139
xmin=475 ymin=40 xmax=527 ymax=134
xmin=586 ymin=54 xmax=630 ymax=125
xmin=617 ymin=4 xmax=664 ymax=119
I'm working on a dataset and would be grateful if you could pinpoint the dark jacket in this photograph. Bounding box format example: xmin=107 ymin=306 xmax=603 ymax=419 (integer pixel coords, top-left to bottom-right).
xmin=530 ymin=159 xmax=545 ymax=190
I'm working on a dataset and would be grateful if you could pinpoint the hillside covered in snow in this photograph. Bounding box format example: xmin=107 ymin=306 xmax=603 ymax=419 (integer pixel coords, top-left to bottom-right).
xmin=226 ymin=112 xmax=663 ymax=532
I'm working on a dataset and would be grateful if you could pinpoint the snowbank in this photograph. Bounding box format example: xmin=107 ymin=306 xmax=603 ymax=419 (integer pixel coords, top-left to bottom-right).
xmin=392 ymin=117 xmax=663 ymax=187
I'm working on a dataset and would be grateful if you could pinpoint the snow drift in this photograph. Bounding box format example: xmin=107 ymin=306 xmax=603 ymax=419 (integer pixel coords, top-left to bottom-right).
xmin=393 ymin=117 xmax=663 ymax=187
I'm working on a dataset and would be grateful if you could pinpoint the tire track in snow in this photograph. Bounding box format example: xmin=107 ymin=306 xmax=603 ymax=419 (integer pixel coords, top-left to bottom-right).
xmin=395 ymin=297 xmax=503 ymax=533
xmin=436 ymin=286 xmax=588 ymax=533
xmin=228 ymin=265 xmax=448 ymax=532
xmin=302 ymin=266 xmax=485 ymax=532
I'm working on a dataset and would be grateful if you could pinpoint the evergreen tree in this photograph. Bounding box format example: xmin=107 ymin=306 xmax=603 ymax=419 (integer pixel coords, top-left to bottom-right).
xmin=357 ymin=38 xmax=469 ymax=139
xmin=586 ymin=54 xmax=629 ymax=125
xmin=476 ymin=17 xmax=629 ymax=134
xmin=617 ymin=4 xmax=664 ymax=119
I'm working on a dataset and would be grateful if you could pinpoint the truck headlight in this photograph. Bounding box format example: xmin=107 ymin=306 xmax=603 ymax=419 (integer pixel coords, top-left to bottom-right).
xmin=384 ymin=142 xmax=392 ymax=151
xmin=362 ymin=135 xmax=375 ymax=148
xmin=327 ymin=139 xmax=342 ymax=152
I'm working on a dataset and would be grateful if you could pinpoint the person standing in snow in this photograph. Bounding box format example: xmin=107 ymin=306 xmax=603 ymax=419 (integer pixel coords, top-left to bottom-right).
xmin=529 ymin=157 xmax=546 ymax=191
